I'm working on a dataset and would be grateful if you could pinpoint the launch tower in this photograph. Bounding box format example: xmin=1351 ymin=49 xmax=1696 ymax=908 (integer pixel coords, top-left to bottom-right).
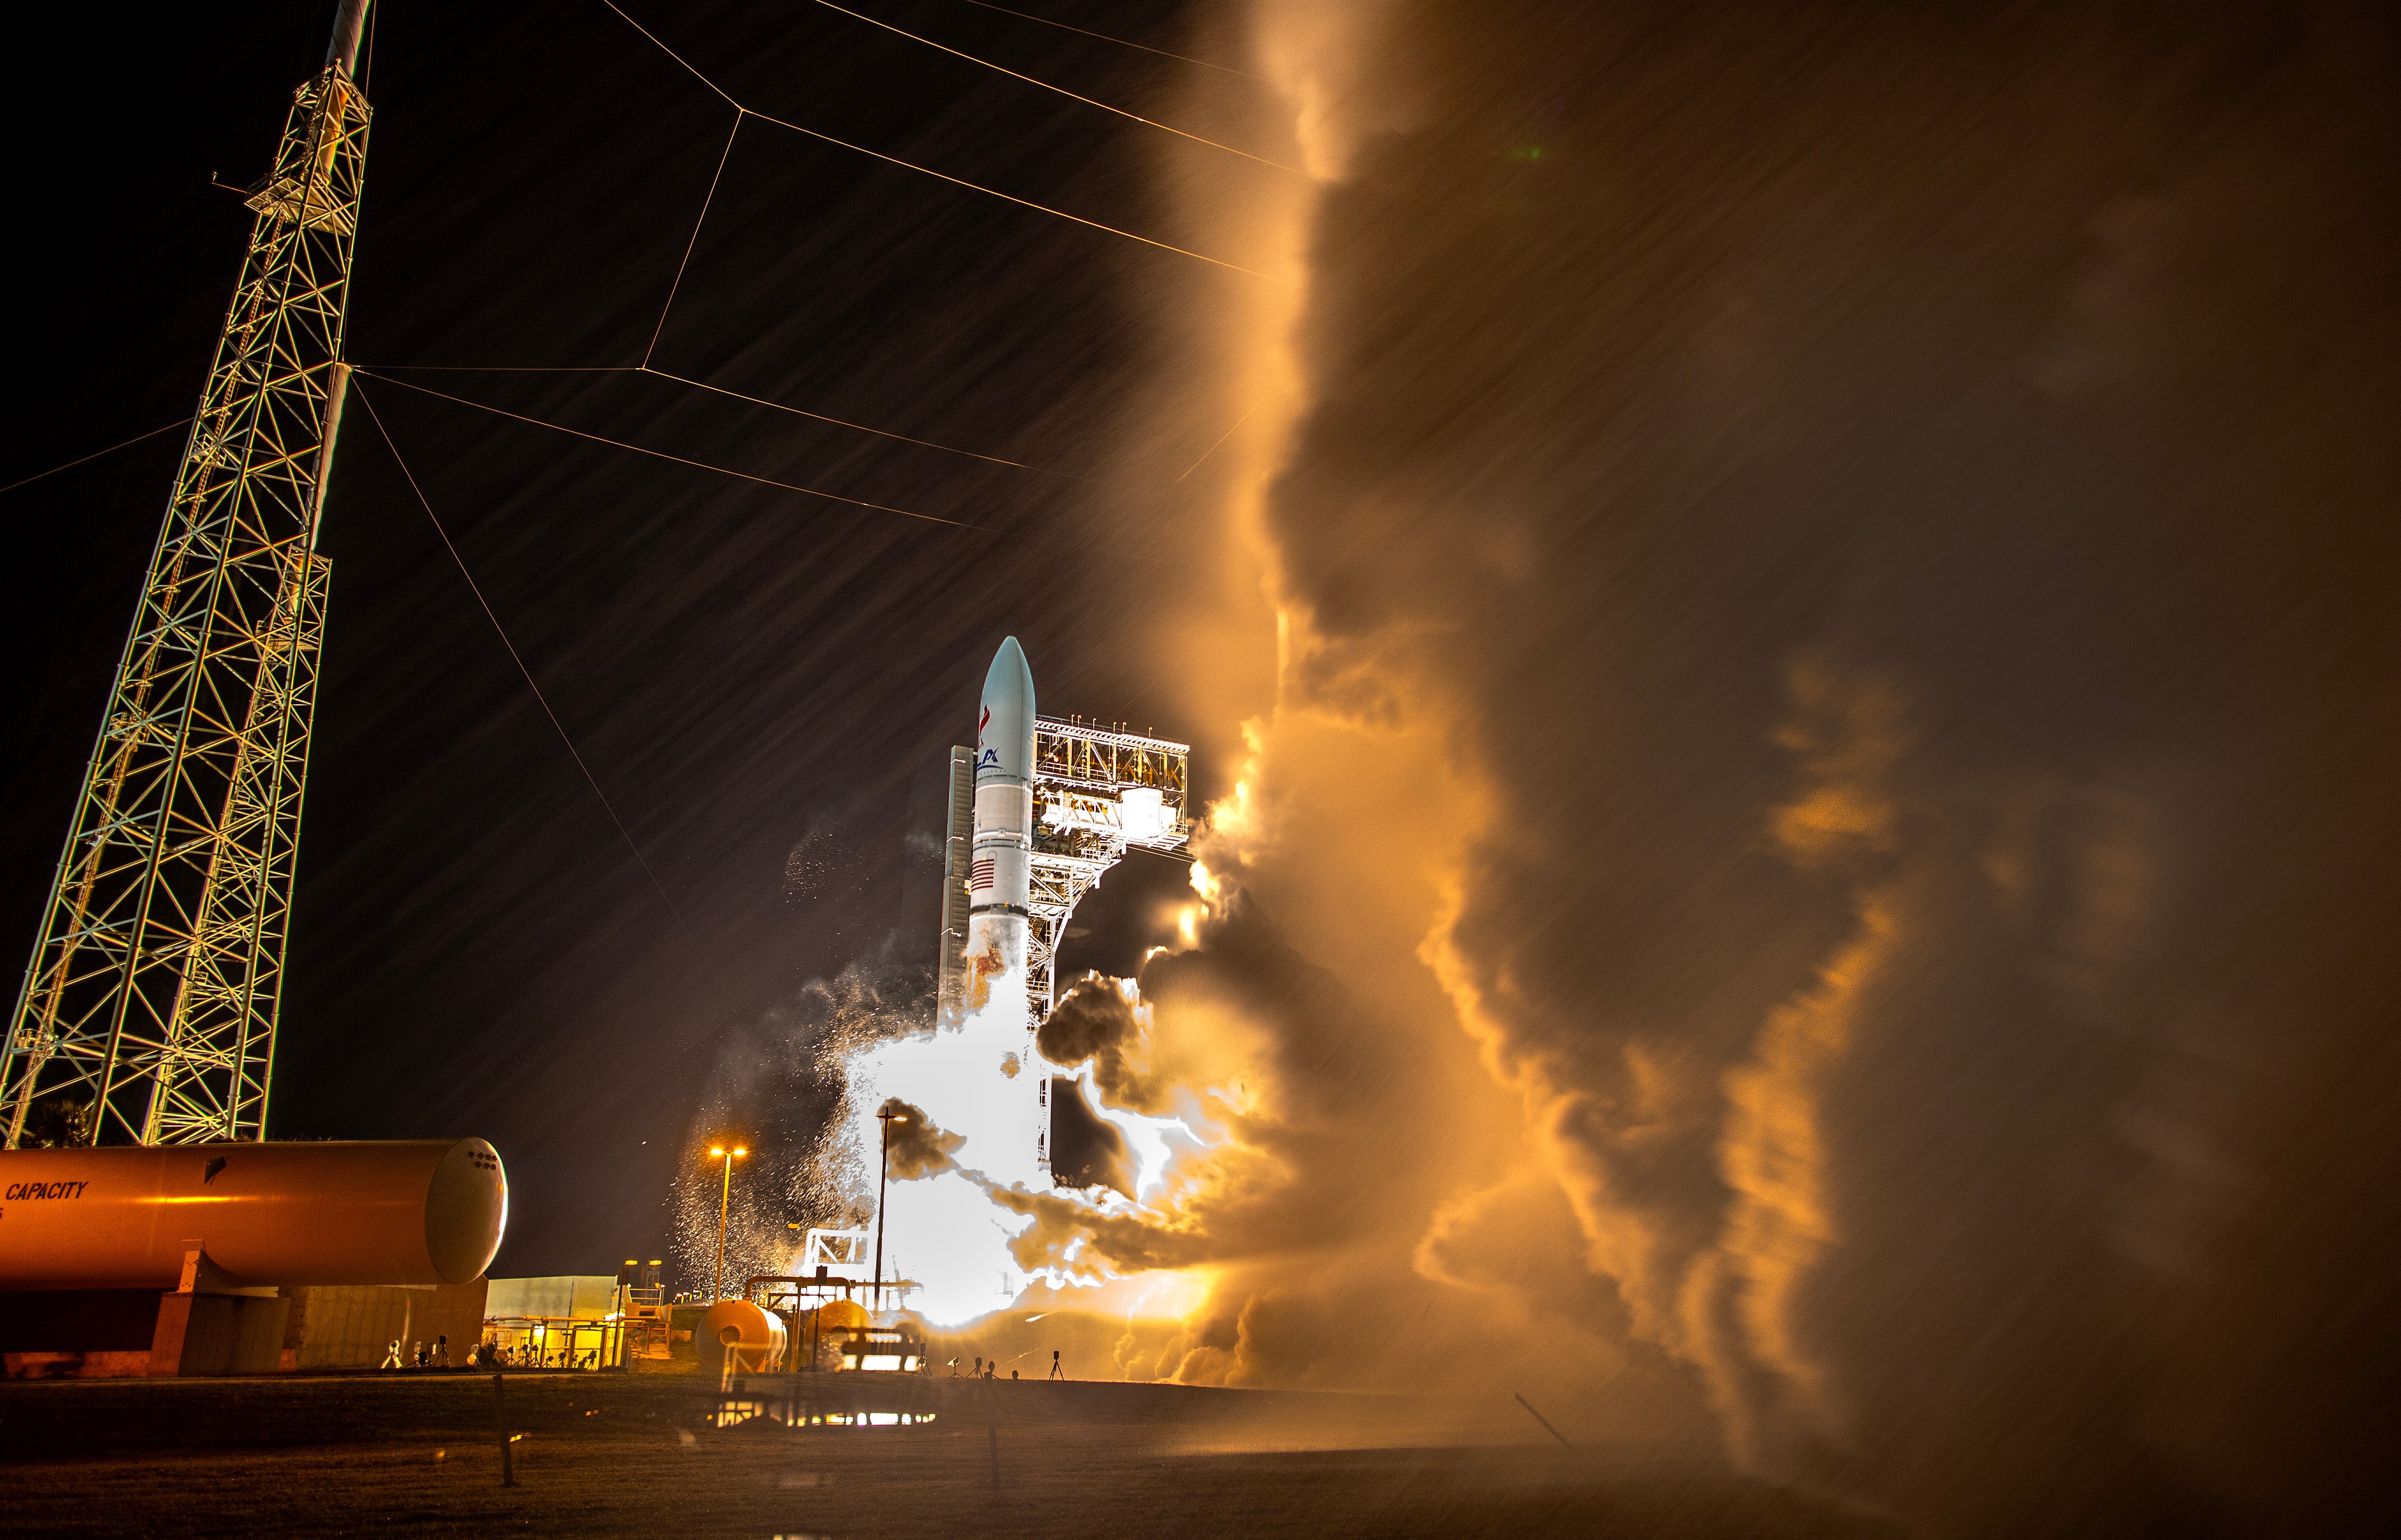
xmin=935 ymin=718 xmax=1191 ymax=1036
xmin=3 ymin=1 xmax=372 ymax=1149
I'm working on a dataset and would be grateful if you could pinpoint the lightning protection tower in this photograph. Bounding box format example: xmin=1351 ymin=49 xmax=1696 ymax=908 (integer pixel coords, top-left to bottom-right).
xmin=3 ymin=1 xmax=374 ymax=1149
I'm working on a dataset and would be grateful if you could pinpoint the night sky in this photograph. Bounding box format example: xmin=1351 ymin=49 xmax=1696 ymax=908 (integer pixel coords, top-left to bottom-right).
xmin=7 ymin=3 xmax=2400 ymax=1533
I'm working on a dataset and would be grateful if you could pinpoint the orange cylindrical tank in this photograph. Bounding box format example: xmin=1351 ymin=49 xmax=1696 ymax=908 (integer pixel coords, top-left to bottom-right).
xmin=812 ymin=1298 xmax=869 ymax=1332
xmin=802 ymin=1297 xmax=870 ymax=1371
xmin=698 ymin=1299 xmax=788 ymax=1379
xmin=0 ymin=1140 xmax=506 ymax=1290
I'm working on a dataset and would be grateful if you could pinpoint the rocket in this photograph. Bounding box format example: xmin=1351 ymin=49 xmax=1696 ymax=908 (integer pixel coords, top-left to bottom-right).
xmin=965 ymin=637 xmax=1036 ymax=1020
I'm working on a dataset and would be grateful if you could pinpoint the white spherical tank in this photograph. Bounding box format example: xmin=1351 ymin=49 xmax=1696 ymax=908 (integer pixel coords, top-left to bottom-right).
xmin=0 ymin=1139 xmax=507 ymax=1290
xmin=698 ymin=1298 xmax=788 ymax=1379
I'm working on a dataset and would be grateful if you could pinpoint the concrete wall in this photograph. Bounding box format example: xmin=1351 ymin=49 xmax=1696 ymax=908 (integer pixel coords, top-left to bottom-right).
xmin=153 ymin=1292 xmax=288 ymax=1376
xmin=283 ymin=1278 xmax=490 ymax=1368
xmin=4 ymin=1278 xmax=490 ymax=1377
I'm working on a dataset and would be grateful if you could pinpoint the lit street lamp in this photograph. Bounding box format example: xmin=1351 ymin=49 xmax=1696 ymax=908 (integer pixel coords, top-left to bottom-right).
xmin=708 ymin=1144 xmax=748 ymax=1302
xmin=872 ymin=1105 xmax=907 ymax=1315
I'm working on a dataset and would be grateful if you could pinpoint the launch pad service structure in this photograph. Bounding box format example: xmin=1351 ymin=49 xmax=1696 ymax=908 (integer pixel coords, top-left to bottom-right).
xmin=935 ymin=639 xmax=1190 ymax=1175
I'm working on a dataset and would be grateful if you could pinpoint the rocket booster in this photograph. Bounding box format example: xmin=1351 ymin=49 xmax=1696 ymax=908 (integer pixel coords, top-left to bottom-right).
xmin=966 ymin=638 xmax=1036 ymax=1012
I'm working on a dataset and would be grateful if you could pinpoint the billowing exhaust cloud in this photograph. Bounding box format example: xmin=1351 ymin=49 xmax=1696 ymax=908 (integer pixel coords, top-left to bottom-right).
xmin=1038 ymin=973 xmax=1161 ymax=1115
xmin=876 ymin=1097 xmax=965 ymax=1182
xmin=1071 ymin=0 xmax=2401 ymax=1532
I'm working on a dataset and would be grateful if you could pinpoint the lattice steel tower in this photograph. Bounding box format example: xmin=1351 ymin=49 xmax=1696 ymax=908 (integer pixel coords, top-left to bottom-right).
xmin=3 ymin=1 xmax=373 ymax=1149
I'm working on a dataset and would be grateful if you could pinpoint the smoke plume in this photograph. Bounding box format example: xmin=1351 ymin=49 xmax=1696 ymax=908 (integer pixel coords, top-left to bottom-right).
xmin=1061 ymin=1 xmax=2401 ymax=1533
xmin=876 ymin=1097 xmax=966 ymax=1181
xmin=1038 ymin=972 xmax=1162 ymax=1113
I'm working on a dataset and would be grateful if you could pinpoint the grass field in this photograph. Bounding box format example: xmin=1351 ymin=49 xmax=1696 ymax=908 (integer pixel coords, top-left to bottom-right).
xmin=0 ymin=1369 xmax=1906 ymax=1537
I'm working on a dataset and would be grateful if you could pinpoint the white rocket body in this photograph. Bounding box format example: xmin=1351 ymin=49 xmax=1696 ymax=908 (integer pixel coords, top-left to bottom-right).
xmin=966 ymin=638 xmax=1036 ymax=1035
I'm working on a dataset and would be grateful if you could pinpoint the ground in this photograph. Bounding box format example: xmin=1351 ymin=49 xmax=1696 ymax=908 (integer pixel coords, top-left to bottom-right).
xmin=0 ymin=1368 xmax=1907 ymax=1537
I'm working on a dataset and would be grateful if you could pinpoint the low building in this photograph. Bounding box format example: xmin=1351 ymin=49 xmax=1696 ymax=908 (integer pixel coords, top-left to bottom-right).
xmin=482 ymin=1274 xmax=626 ymax=1368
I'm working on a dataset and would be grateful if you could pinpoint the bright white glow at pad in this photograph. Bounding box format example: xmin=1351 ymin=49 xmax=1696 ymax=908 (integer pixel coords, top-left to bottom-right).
xmin=842 ymin=992 xmax=1044 ymax=1326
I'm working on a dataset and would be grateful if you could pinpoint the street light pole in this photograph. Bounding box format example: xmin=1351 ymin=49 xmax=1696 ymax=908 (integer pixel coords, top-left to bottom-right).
xmin=709 ymin=1144 xmax=747 ymax=1302
xmin=871 ymin=1105 xmax=906 ymax=1315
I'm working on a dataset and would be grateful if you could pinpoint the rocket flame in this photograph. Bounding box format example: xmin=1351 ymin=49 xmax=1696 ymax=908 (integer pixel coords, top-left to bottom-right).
xmin=834 ymin=992 xmax=1038 ymax=1324
xmin=823 ymin=953 xmax=1232 ymax=1327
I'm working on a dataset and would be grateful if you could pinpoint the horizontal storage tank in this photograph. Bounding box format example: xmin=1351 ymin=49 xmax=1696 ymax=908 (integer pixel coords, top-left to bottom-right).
xmin=699 ymin=1298 xmax=787 ymax=1379
xmin=0 ymin=1140 xmax=506 ymax=1290
xmin=811 ymin=1298 xmax=869 ymax=1332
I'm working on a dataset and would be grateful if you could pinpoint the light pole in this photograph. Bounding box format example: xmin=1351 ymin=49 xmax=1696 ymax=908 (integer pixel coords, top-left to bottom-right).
xmin=708 ymin=1144 xmax=747 ymax=1303
xmin=871 ymin=1105 xmax=906 ymax=1315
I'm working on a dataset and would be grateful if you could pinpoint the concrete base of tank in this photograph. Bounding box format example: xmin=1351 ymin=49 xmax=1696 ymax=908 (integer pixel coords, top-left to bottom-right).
xmin=3 ymin=1274 xmax=488 ymax=1379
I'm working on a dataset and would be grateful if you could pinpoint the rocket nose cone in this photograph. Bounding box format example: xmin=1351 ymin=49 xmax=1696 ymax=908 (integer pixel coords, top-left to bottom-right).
xmin=984 ymin=636 xmax=1035 ymax=712
xmin=977 ymin=637 xmax=1037 ymax=784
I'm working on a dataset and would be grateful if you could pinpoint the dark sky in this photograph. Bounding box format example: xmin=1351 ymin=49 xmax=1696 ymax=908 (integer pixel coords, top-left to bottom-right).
xmin=3 ymin=0 xmax=1210 ymax=1275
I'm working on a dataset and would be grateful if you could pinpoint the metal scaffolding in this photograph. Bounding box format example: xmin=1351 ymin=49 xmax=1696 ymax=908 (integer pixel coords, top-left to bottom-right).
xmin=1023 ymin=718 xmax=1192 ymax=1022
xmin=3 ymin=7 xmax=372 ymax=1149
xmin=933 ymin=718 xmax=1192 ymax=1045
